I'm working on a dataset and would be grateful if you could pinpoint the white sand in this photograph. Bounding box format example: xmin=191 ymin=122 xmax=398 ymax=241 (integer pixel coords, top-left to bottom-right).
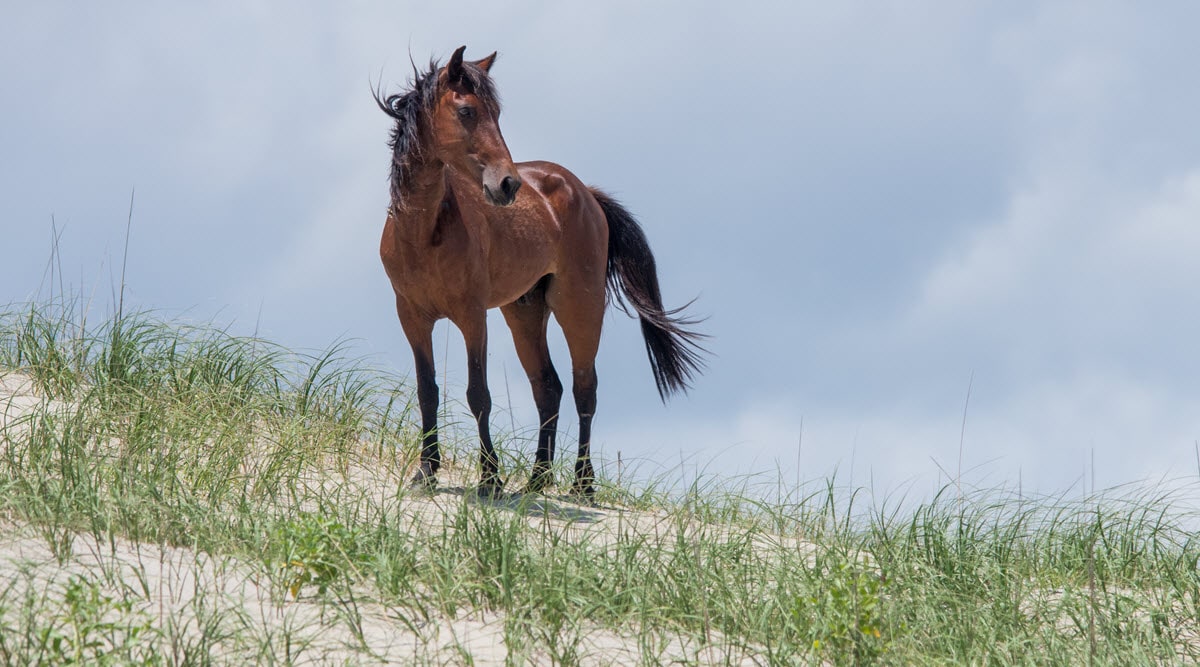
xmin=0 ymin=371 xmax=783 ymax=665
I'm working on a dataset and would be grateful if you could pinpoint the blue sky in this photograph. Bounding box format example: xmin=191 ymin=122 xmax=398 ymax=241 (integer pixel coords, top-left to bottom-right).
xmin=3 ymin=2 xmax=1199 ymax=498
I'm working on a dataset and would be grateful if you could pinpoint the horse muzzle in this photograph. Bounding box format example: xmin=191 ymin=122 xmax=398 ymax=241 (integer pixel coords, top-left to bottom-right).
xmin=483 ymin=175 xmax=522 ymax=206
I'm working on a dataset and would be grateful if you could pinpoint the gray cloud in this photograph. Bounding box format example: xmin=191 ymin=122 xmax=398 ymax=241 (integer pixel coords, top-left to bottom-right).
xmin=3 ymin=2 xmax=1198 ymax=497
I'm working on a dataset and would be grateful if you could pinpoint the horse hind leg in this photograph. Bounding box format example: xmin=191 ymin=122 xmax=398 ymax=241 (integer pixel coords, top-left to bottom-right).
xmin=550 ymin=282 xmax=604 ymax=498
xmin=501 ymin=277 xmax=563 ymax=494
xmin=569 ymin=363 xmax=598 ymax=497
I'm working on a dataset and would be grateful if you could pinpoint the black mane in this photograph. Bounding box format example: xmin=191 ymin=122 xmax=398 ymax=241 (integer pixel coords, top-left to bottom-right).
xmin=373 ymin=56 xmax=501 ymax=209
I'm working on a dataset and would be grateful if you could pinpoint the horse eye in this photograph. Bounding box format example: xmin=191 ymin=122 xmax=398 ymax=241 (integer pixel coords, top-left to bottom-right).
xmin=457 ymin=106 xmax=475 ymax=120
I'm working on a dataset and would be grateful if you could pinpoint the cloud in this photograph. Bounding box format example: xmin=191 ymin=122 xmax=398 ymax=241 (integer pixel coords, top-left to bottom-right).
xmin=906 ymin=162 xmax=1200 ymax=390
xmin=4 ymin=2 xmax=1200 ymax=503
xmin=599 ymin=369 xmax=1200 ymax=502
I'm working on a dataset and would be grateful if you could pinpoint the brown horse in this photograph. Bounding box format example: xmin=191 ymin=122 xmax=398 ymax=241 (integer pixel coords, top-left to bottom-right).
xmin=374 ymin=46 xmax=706 ymax=497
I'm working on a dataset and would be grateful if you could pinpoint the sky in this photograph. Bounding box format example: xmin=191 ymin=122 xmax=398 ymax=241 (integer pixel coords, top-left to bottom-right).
xmin=3 ymin=2 xmax=1199 ymax=501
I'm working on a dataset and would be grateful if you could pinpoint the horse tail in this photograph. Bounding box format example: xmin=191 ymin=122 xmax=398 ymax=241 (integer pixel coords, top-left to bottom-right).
xmin=590 ymin=188 xmax=708 ymax=401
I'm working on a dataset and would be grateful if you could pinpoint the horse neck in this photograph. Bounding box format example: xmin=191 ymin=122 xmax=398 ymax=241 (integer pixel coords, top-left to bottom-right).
xmin=391 ymin=157 xmax=449 ymax=236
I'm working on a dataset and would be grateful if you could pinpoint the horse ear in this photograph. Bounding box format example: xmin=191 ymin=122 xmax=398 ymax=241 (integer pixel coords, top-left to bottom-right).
xmin=475 ymin=51 xmax=497 ymax=73
xmin=447 ymin=45 xmax=467 ymax=83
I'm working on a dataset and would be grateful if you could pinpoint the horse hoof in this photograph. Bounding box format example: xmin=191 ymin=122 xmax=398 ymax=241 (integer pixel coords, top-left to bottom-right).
xmin=409 ymin=476 xmax=437 ymax=493
xmin=570 ymin=482 xmax=596 ymax=499
xmin=474 ymin=476 xmax=506 ymax=500
xmin=410 ymin=463 xmax=438 ymax=492
xmin=522 ymin=471 xmax=553 ymax=495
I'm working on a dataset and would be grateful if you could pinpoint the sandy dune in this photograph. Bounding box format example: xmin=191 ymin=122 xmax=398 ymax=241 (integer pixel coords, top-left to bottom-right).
xmin=0 ymin=371 xmax=792 ymax=665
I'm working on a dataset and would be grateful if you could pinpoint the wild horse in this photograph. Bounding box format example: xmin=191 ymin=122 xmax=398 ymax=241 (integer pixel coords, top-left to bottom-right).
xmin=375 ymin=46 xmax=706 ymax=497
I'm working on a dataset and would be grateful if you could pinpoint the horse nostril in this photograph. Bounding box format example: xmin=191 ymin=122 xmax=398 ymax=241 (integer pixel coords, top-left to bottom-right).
xmin=501 ymin=176 xmax=522 ymax=200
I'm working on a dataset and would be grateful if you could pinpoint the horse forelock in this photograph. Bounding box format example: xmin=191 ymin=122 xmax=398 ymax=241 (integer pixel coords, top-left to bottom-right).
xmin=375 ymin=56 xmax=502 ymax=209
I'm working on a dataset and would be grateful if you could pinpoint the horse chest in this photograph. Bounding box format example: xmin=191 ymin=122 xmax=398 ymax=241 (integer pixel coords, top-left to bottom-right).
xmin=380 ymin=212 xmax=479 ymax=307
xmin=399 ymin=238 xmax=481 ymax=285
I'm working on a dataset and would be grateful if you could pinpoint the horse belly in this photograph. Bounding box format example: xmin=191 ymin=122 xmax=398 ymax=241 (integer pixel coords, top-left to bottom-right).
xmin=484 ymin=201 xmax=559 ymax=308
xmin=486 ymin=253 xmax=553 ymax=308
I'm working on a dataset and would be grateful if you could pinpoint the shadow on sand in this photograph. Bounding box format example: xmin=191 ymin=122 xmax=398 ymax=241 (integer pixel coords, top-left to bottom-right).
xmin=426 ymin=485 xmax=607 ymax=524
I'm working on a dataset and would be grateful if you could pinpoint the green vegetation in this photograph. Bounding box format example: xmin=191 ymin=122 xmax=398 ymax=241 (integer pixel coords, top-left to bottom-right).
xmin=1 ymin=299 xmax=1197 ymax=665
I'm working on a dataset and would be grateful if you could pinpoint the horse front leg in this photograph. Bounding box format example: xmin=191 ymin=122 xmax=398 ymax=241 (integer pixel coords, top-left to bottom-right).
xmin=397 ymin=301 xmax=440 ymax=490
xmin=411 ymin=349 xmax=441 ymax=489
xmin=459 ymin=313 xmax=504 ymax=497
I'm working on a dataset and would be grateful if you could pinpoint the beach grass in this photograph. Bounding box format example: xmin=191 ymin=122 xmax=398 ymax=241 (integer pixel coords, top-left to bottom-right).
xmin=1 ymin=299 xmax=1197 ymax=665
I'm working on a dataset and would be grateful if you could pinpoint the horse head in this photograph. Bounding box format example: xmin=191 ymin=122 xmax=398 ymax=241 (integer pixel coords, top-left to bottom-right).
xmin=431 ymin=46 xmax=522 ymax=206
